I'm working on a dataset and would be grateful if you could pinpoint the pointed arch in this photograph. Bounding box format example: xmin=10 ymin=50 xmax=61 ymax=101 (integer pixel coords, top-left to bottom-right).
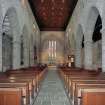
xmin=2 ymin=7 xmax=20 ymax=71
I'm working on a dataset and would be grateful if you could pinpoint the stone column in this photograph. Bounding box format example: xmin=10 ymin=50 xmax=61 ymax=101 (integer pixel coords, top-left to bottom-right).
xmin=0 ymin=32 xmax=2 ymax=71
xmin=0 ymin=2 xmax=3 ymax=72
xmin=30 ymin=47 xmax=34 ymax=66
xmin=81 ymin=48 xmax=84 ymax=67
xmin=35 ymin=44 xmax=40 ymax=64
xmin=13 ymin=40 xmax=21 ymax=69
xmin=9 ymin=13 xmax=21 ymax=69
xmin=36 ymin=48 xmax=40 ymax=63
xmin=84 ymin=41 xmax=93 ymax=69
xmin=24 ymin=46 xmax=29 ymax=67
xmin=102 ymin=29 xmax=105 ymax=72
xmin=75 ymin=47 xmax=82 ymax=68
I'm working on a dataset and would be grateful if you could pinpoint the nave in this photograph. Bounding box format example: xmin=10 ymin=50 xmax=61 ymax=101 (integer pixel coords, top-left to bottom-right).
xmin=1 ymin=65 xmax=105 ymax=105
xmin=1 ymin=0 xmax=105 ymax=105
xmin=34 ymin=68 xmax=70 ymax=105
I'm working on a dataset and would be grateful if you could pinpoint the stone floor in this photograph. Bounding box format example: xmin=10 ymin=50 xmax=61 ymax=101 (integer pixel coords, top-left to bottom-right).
xmin=33 ymin=68 xmax=71 ymax=105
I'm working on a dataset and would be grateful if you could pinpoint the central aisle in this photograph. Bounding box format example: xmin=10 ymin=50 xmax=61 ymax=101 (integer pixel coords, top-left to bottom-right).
xmin=34 ymin=68 xmax=70 ymax=105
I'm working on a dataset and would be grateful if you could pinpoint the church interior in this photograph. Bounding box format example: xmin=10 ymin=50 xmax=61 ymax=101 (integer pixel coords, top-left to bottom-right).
xmin=0 ymin=0 xmax=105 ymax=105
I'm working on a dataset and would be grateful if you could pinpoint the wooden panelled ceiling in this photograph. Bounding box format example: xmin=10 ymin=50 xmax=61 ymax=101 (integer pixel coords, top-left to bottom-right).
xmin=28 ymin=0 xmax=78 ymax=31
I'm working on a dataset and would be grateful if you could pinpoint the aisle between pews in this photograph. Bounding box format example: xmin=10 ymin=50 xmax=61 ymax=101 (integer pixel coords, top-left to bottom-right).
xmin=34 ymin=69 xmax=70 ymax=105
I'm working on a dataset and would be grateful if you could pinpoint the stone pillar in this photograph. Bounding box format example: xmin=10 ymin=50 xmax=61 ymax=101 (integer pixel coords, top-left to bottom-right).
xmin=0 ymin=1 xmax=3 ymax=72
xmin=13 ymin=40 xmax=21 ymax=69
xmin=36 ymin=48 xmax=40 ymax=63
xmin=0 ymin=33 xmax=2 ymax=71
xmin=38 ymin=44 xmax=42 ymax=63
xmin=84 ymin=41 xmax=93 ymax=69
xmin=36 ymin=44 xmax=40 ymax=64
xmin=30 ymin=47 xmax=34 ymax=66
xmin=81 ymin=48 xmax=84 ymax=67
xmin=9 ymin=13 xmax=21 ymax=69
xmin=102 ymin=29 xmax=105 ymax=72
xmin=24 ymin=46 xmax=29 ymax=67
xmin=75 ymin=47 xmax=82 ymax=68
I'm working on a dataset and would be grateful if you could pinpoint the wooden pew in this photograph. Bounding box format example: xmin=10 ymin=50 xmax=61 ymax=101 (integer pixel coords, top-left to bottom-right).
xmin=7 ymin=70 xmax=42 ymax=92
xmin=0 ymin=88 xmax=22 ymax=105
xmin=0 ymin=75 xmax=40 ymax=105
xmin=60 ymin=69 xmax=101 ymax=92
xmin=0 ymin=77 xmax=35 ymax=104
xmin=0 ymin=65 xmax=47 ymax=105
xmin=9 ymin=74 xmax=38 ymax=96
xmin=81 ymin=88 xmax=105 ymax=105
xmin=6 ymin=67 xmax=47 ymax=84
xmin=74 ymin=84 xmax=105 ymax=105
xmin=59 ymin=67 xmax=105 ymax=105
xmin=69 ymin=80 xmax=105 ymax=104
xmin=0 ymin=82 xmax=29 ymax=105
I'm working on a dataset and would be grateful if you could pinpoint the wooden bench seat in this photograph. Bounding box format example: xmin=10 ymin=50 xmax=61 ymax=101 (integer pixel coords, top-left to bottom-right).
xmin=0 ymin=82 xmax=29 ymax=105
xmin=74 ymin=84 xmax=105 ymax=105
xmin=8 ymin=72 xmax=41 ymax=91
xmin=71 ymin=80 xmax=105 ymax=103
xmin=59 ymin=67 xmax=105 ymax=105
xmin=70 ymin=79 xmax=105 ymax=98
xmin=10 ymin=75 xmax=39 ymax=93
xmin=6 ymin=68 xmax=46 ymax=83
xmin=6 ymin=69 xmax=46 ymax=92
xmin=0 ymin=87 xmax=22 ymax=105
xmin=0 ymin=78 xmax=35 ymax=103
xmin=62 ymin=71 xmax=102 ymax=92
xmin=0 ymin=65 xmax=47 ymax=105
xmin=0 ymin=75 xmax=40 ymax=105
xmin=81 ymin=88 xmax=105 ymax=105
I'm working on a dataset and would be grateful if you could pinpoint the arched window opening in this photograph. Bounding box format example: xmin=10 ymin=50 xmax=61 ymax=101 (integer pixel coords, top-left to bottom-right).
xmin=2 ymin=14 xmax=13 ymax=72
xmin=48 ymin=40 xmax=56 ymax=59
xmin=81 ymin=35 xmax=84 ymax=48
xmin=92 ymin=15 xmax=102 ymax=42
xmin=92 ymin=15 xmax=102 ymax=70
xmin=48 ymin=40 xmax=57 ymax=65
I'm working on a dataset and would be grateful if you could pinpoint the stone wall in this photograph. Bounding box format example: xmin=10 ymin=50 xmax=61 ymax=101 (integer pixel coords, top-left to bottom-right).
xmin=65 ymin=0 xmax=105 ymax=71
xmin=0 ymin=0 xmax=40 ymax=71
xmin=40 ymin=31 xmax=65 ymax=65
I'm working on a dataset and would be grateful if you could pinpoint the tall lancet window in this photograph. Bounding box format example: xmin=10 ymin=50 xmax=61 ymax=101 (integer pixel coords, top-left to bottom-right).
xmin=51 ymin=41 xmax=54 ymax=58
xmin=49 ymin=40 xmax=51 ymax=57
xmin=48 ymin=40 xmax=57 ymax=59
xmin=54 ymin=41 xmax=56 ymax=58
